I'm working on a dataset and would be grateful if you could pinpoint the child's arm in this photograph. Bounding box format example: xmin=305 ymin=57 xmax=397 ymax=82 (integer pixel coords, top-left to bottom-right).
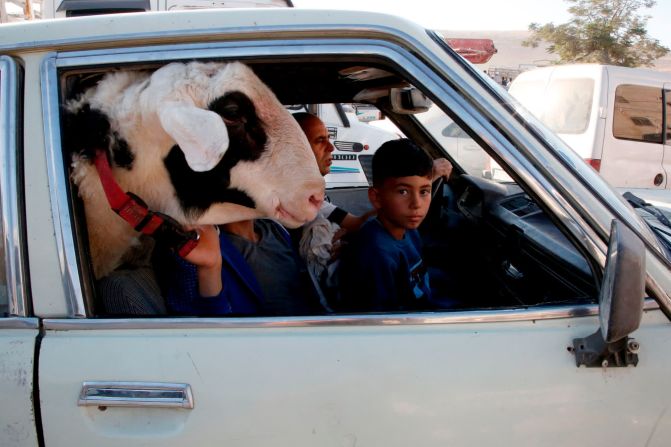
xmin=183 ymin=225 xmax=223 ymax=297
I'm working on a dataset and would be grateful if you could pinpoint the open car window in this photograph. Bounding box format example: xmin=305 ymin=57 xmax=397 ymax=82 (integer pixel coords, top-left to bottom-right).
xmin=54 ymin=45 xmax=599 ymax=319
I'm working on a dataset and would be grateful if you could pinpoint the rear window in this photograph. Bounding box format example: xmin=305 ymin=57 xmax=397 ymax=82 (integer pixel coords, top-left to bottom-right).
xmin=510 ymin=77 xmax=594 ymax=134
xmin=613 ymin=84 xmax=664 ymax=144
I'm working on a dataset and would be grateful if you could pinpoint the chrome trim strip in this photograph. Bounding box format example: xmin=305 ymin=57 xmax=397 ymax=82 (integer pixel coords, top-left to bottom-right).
xmin=78 ymin=381 xmax=193 ymax=409
xmin=41 ymin=54 xmax=85 ymax=318
xmin=45 ymin=304 xmax=602 ymax=330
xmin=0 ymin=56 xmax=29 ymax=317
xmin=40 ymin=300 xmax=662 ymax=331
xmin=0 ymin=317 xmax=39 ymax=329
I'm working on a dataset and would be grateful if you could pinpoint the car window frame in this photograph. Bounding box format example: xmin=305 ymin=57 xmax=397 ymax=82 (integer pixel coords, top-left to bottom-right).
xmin=42 ymin=37 xmax=620 ymax=322
xmin=0 ymin=55 xmax=30 ymax=318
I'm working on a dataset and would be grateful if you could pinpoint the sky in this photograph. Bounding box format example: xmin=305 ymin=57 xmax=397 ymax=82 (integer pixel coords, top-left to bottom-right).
xmin=291 ymin=0 xmax=671 ymax=49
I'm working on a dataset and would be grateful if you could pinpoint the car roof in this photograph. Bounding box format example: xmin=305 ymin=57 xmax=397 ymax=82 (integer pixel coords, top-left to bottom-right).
xmin=0 ymin=8 xmax=431 ymax=53
xmin=513 ymin=63 xmax=671 ymax=83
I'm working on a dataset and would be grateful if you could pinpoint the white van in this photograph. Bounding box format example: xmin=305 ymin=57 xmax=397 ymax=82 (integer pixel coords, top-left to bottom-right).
xmin=509 ymin=64 xmax=671 ymax=189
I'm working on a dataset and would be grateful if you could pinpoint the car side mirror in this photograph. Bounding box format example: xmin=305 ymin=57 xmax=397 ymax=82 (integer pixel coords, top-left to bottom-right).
xmin=573 ymin=219 xmax=645 ymax=367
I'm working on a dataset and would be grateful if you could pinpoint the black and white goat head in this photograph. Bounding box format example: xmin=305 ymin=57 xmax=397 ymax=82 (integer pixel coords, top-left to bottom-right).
xmin=64 ymin=61 xmax=324 ymax=278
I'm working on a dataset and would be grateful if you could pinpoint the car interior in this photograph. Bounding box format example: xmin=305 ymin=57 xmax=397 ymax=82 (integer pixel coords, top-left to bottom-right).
xmin=59 ymin=54 xmax=600 ymax=317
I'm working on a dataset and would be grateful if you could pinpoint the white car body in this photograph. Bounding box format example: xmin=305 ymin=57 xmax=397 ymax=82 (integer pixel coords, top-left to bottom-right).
xmin=1 ymin=9 xmax=671 ymax=447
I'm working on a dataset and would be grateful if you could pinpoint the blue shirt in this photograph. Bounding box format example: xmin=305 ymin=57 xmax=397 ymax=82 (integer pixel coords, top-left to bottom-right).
xmin=339 ymin=218 xmax=431 ymax=312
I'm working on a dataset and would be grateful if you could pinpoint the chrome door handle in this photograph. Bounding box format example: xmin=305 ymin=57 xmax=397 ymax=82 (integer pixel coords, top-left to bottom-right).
xmin=78 ymin=381 xmax=194 ymax=409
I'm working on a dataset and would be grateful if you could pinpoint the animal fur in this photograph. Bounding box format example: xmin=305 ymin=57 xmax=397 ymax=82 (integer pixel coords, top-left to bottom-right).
xmin=64 ymin=61 xmax=324 ymax=278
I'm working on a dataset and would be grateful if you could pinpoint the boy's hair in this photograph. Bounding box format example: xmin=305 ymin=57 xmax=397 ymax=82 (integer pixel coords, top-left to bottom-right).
xmin=372 ymin=139 xmax=433 ymax=186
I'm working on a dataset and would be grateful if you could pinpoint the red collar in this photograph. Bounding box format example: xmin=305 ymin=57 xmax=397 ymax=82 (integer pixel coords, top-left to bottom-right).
xmin=93 ymin=149 xmax=199 ymax=258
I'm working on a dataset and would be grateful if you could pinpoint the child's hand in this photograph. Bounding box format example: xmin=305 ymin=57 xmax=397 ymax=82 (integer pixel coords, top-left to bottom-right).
xmin=184 ymin=225 xmax=223 ymax=297
xmin=432 ymin=158 xmax=453 ymax=182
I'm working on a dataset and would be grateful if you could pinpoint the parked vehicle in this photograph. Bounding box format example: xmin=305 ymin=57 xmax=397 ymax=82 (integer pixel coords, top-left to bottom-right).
xmin=509 ymin=64 xmax=671 ymax=189
xmin=415 ymin=104 xmax=491 ymax=178
xmin=1 ymin=9 xmax=671 ymax=447
xmin=41 ymin=0 xmax=292 ymax=18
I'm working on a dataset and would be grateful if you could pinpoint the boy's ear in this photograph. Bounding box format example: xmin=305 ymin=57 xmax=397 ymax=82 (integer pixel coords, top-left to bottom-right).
xmin=368 ymin=187 xmax=382 ymax=210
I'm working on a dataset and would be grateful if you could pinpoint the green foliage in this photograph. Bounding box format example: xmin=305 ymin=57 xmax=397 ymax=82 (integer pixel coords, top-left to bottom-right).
xmin=523 ymin=0 xmax=669 ymax=67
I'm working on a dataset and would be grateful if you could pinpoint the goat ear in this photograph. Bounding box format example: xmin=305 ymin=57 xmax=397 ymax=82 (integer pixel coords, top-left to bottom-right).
xmin=158 ymin=103 xmax=229 ymax=172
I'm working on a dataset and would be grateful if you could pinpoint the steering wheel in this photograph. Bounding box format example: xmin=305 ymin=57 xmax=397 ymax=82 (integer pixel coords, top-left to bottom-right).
xmin=431 ymin=176 xmax=445 ymax=201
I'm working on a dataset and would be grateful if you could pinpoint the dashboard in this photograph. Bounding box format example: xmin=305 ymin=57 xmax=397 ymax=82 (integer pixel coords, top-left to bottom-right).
xmin=452 ymin=175 xmax=597 ymax=306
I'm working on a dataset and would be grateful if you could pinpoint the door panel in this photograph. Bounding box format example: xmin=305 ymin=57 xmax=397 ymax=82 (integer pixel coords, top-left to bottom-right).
xmin=39 ymin=310 xmax=671 ymax=446
xmin=0 ymin=323 xmax=39 ymax=447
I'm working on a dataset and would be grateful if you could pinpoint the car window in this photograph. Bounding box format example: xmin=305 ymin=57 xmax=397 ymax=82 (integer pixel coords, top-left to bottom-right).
xmin=613 ymin=84 xmax=663 ymax=144
xmin=55 ymin=51 xmax=598 ymax=319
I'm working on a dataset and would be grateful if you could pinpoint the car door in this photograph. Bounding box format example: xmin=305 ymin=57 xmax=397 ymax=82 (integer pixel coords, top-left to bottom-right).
xmin=0 ymin=56 xmax=39 ymax=447
xmin=34 ymin=31 xmax=671 ymax=447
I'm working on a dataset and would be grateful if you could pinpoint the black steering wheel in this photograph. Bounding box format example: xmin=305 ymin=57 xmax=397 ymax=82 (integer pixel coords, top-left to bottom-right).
xmin=431 ymin=176 xmax=445 ymax=201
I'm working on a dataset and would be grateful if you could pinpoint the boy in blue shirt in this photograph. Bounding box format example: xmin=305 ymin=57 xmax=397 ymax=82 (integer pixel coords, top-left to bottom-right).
xmin=339 ymin=139 xmax=438 ymax=312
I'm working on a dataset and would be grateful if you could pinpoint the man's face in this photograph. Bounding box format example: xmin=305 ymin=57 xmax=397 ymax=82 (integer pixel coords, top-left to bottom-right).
xmin=369 ymin=175 xmax=432 ymax=239
xmin=302 ymin=117 xmax=334 ymax=176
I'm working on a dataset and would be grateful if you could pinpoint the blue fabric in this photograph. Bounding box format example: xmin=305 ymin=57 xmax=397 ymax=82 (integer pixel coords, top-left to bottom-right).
xmin=156 ymin=231 xmax=264 ymax=316
xmin=156 ymin=220 xmax=312 ymax=316
xmin=339 ymin=218 xmax=431 ymax=312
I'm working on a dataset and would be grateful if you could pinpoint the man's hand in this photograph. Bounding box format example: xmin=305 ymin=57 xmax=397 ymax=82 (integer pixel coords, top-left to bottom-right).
xmin=330 ymin=227 xmax=348 ymax=261
xmin=432 ymin=158 xmax=453 ymax=182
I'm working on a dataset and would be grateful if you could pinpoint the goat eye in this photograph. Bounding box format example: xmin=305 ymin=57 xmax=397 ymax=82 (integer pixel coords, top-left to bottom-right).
xmin=221 ymin=104 xmax=241 ymax=120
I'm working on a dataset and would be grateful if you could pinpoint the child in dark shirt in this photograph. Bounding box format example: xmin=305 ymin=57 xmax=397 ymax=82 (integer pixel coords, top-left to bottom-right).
xmin=339 ymin=139 xmax=436 ymax=312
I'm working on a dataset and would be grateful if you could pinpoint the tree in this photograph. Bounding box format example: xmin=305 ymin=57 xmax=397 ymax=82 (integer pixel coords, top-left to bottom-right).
xmin=523 ymin=0 xmax=669 ymax=67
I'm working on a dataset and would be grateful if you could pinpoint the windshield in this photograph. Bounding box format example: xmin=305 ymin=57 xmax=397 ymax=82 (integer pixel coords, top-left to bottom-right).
xmin=414 ymin=104 xmax=513 ymax=182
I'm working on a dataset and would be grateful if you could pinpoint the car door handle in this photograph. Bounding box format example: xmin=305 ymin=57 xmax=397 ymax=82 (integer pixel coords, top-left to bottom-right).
xmin=78 ymin=381 xmax=194 ymax=409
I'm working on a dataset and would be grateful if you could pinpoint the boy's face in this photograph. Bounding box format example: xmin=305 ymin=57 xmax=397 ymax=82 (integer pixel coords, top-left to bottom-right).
xmin=369 ymin=175 xmax=432 ymax=239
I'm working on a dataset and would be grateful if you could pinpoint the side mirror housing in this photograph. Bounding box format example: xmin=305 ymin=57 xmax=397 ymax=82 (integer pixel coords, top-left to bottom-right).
xmin=599 ymin=219 xmax=645 ymax=342
xmin=573 ymin=219 xmax=645 ymax=367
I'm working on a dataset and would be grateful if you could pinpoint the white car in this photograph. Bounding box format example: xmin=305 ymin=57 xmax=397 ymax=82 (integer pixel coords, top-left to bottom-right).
xmin=1 ymin=8 xmax=671 ymax=447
